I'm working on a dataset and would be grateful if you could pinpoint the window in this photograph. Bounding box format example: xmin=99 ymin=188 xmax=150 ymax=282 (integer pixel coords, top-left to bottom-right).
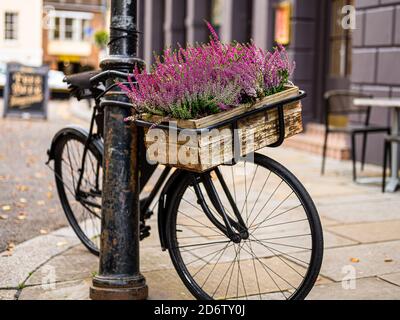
xmin=65 ymin=18 xmax=74 ymax=40
xmin=329 ymin=0 xmax=353 ymax=77
xmin=81 ymin=20 xmax=91 ymax=41
xmin=4 ymin=12 xmax=18 ymax=40
xmin=54 ymin=17 xmax=61 ymax=40
xmin=49 ymin=13 xmax=93 ymax=42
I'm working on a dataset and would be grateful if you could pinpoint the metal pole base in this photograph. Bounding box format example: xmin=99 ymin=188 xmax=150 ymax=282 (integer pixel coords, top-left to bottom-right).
xmin=90 ymin=275 xmax=148 ymax=300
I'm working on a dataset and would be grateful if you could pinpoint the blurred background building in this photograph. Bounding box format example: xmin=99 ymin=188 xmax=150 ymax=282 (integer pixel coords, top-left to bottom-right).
xmin=0 ymin=0 xmax=43 ymax=67
xmin=42 ymin=0 xmax=108 ymax=74
xmin=1 ymin=0 xmax=399 ymax=166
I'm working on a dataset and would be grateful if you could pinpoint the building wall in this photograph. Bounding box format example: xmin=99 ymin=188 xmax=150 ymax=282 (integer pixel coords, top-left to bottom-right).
xmin=351 ymin=0 xmax=400 ymax=164
xmin=0 ymin=0 xmax=43 ymax=67
xmin=287 ymin=0 xmax=328 ymax=123
xmin=43 ymin=0 xmax=107 ymax=72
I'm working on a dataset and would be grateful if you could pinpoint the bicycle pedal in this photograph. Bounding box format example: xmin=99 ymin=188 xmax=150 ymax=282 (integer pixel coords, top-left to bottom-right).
xmin=140 ymin=225 xmax=151 ymax=241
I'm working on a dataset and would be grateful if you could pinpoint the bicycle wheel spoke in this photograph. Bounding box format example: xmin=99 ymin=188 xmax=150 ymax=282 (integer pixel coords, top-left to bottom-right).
xmin=240 ymin=164 xmax=258 ymax=224
xmin=251 ymin=191 xmax=295 ymax=235
xmin=250 ymin=236 xmax=310 ymax=266
xmin=173 ymin=240 xmax=230 ymax=250
xmin=178 ymin=210 xmax=224 ymax=237
xmin=193 ymin=242 xmax=230 ymax=279
xmin=248 ymin=241 xmax=263 ymax=300
xmin=200 ymin=242 xmax=231 ymax=288
xmin=251 ymin=218 xmax=307 ymax=231
xmin=224 ymin=244 xmax=240 ymax=300
xmin=185 ymin=243 xmax=234 ymax=267
xmin=249 ymin=179 xmax=284 ymax=228
xmin=212 ymin=248 xmax=239 ymax=298
xmin=249 ymin=236 xmax=307 ymax=279
xmin=242 ymin=242 xmax=289 ymax=300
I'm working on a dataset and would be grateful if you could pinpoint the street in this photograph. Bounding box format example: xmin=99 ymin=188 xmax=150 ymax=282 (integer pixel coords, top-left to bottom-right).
xmin=1 ymin=102 xmax=400 ymax=299
xmin=0 ymin=99 xmax=90 ymax=252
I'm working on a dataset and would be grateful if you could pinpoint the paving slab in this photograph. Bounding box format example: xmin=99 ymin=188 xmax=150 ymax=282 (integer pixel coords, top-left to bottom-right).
xmin=0 ymin=227 xmax=80 ymax=288
xmin=307 ymin=277 xmax=400 ymax=300
xmin=141 ymin=246 xmax=178 ymax=272
xmin=323 ymin=231 xmax=358 ymax=249
xmin=327 ymin=220 xmax=400 ymax=244
xmin=26 ymin=245 xmax=98 ymax=286
xmin=19 ymin=279 xmax=91 ymax=300
xmin=0 ymin=290 xmax=17 ymax=300
xmin=296 ymin=241 xmax=400 ymax=282
xmin=145 ymin=269 xmax=193 ymax=300
xmin=379 ymin=273 xmax=400 ymax=287
xmin=317 ymin=200 xmax=400 ymax=224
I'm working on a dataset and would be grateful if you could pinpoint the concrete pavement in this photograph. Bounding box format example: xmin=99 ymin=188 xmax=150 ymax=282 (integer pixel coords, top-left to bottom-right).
xmin=1 ymin=143 xmax=400 ymax=300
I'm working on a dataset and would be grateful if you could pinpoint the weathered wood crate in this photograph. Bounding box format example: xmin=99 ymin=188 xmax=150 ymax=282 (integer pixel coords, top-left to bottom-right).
xmin=139 ymin=86 xmax=304 ymax=173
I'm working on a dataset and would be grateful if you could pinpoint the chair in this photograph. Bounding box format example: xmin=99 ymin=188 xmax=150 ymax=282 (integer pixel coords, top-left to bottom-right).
xmin=382 ymin=135 xmax=400 ymax=192
xmin=322 ymin=90 xmax=390 ymax=182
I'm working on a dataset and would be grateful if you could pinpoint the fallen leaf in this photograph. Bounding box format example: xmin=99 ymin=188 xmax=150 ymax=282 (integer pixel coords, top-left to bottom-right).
xmin=3 ymin=242 xmax=16 ymax=256
xmin=37 ymin=200 xmax=45 ymax=206
xmin=46 ymin=192 xmax=53 ymax=200
xmin=16 ymin=185 xmax=29 ymax=192
xmin=7 ymin=242 xmax=15 ymax=250
xmin=0 ymin=214 xmax=9 ymax=220
xmin=34 ymin=172 xmax=44 ymax=179
xmin=40 ymin=229 xmax=48 ymax=235
xmin=57 ymin=241 xmax=68 ymax=247
xmin=19 ymin=198 xmax=27 ymax=204
xmin=384 ymin=258 xmax=394 ymax=263
xmin=350 ymin=258 xmax=360 ymax=263
xmin=17 ymin=212 xmax=27 ymax=220
xmin=2 ymin=205 xmax=11 ymax=212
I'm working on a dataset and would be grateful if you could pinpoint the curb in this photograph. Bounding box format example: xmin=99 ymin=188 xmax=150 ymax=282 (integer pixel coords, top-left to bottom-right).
xmin=0 ymin=226 xmax=80 ymax=290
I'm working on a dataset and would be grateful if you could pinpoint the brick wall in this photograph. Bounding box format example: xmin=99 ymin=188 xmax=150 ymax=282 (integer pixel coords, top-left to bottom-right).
xmin=351 ymin=0 xmax=400 ymax=164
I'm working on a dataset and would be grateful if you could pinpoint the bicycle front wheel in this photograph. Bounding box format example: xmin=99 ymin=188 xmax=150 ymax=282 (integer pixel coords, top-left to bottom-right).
xmin=166 ymin=153 xmax=323 ymax=300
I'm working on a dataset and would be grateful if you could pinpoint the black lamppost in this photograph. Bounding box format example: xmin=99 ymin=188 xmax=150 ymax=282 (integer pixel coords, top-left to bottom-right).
xmin=90 ymin=0 xmax=148 ymax=300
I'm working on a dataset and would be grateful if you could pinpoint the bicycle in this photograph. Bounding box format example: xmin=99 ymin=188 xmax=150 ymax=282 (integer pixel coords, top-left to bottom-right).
xmin=47 ymin=69 xmax=324 ymax=300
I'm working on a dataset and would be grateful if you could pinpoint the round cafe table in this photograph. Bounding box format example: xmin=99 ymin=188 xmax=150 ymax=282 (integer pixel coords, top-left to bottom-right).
xmin=354 ymin=98 xmax=400 ymax=193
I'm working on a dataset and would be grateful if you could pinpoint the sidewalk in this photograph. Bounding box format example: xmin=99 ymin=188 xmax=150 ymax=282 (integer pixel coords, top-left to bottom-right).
xmin=1 ymin=146 xmax=400 ymax=300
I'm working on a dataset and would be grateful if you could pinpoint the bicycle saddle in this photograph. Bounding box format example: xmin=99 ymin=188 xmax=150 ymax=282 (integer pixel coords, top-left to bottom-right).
xmin=64 ymin=70 xmax=102 ymax=90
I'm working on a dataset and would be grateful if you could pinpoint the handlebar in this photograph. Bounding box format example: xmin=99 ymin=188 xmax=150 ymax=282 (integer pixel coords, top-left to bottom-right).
xmin=89 ymin=70 xmax=135 ymax=86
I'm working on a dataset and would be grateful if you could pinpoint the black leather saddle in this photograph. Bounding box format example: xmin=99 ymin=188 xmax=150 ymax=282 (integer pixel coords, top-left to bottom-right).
xmin=64 ymin=70 xmax=102 ymax=90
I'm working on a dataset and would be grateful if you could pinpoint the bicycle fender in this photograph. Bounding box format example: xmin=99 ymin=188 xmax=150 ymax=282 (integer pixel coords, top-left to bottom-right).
xmin=47 ymin=125 xmax=104 ymax=163
xmin=157 ymin=169 xmax=191 ymax=251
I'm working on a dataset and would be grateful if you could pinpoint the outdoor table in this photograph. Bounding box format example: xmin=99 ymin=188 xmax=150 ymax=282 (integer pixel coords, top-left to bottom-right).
xmin=354 ymin=98 xmax=400 ymax=193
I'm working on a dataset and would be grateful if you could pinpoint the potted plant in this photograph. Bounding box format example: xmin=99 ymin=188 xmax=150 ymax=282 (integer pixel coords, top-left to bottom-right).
xmin=120 ymin=22 xmax=304 ymax=172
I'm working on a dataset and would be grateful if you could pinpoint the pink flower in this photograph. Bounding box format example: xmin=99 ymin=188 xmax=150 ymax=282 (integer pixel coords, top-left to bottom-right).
xmin=120 ymin=22 xmax=295 ymax=119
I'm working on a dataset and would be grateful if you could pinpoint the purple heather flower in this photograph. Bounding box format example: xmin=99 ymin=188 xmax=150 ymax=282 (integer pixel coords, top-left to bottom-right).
xmin=120 ymin=22 xmax=295 ymax=119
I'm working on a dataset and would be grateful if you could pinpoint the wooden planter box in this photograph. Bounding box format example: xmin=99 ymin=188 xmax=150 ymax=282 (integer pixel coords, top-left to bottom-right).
xmin=138 ymin=86 xmax=304 ymax=173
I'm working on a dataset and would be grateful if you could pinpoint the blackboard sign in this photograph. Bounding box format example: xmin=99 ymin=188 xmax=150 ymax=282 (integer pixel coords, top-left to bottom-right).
xmin=3 ymin=63 xmax=49 ymax=119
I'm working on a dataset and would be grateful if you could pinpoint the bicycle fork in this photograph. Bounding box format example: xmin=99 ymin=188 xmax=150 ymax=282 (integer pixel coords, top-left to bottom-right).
xmin=191 ymin=169 xmax=249 ymax=243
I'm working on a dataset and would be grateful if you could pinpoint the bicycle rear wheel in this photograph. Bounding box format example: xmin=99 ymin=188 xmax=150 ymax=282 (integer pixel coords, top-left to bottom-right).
xmin=166 ymin=153 xmax=323 ymax=300
xmin=53 ymin=130 xmax=103 ymax=256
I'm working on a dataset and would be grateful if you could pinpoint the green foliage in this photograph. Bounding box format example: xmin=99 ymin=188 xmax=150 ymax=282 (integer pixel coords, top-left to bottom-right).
xmin=94 ymin=30 xmax=109 ymax=49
